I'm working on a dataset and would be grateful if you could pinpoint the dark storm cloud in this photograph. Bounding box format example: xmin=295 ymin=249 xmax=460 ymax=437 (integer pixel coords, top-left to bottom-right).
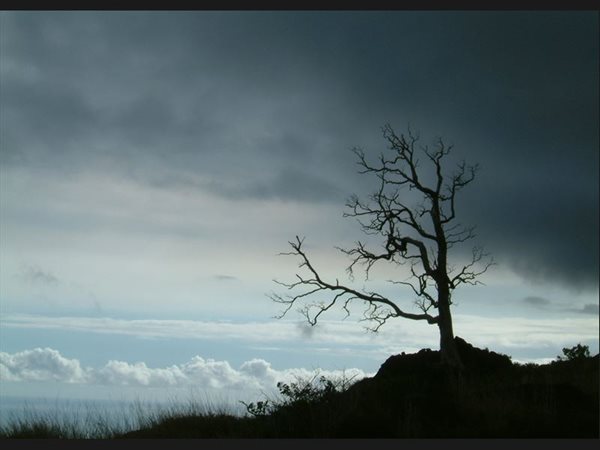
xmin=461 ymin=172 xmax=598 ymax=290
xmin=521 ymin=297 xmax=598 ymax=316
xmin=239 ymin=168 xmax=343 ymax=203
xmin=1 ymin=12 xmax=360 ymax=193
xmin=1 ymin=12 xmax=597 ymax=291
xmin=563 ymin=303 xmax=599 ymax=316
xmin=523 ymin=296 xmax=551 ymax=307
xmin=579 ymin=304 xmax=599 ymax=316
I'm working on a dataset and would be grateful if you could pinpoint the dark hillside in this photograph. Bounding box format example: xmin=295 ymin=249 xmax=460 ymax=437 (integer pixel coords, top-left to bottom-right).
xmin=335 ymin=337 xmax=598 ymax=437
xmin=119 ymin=337 xmax=599 ymax=438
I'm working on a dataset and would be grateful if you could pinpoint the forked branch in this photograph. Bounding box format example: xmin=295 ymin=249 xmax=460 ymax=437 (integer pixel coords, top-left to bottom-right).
xmin=270 ymin=236 xmax=439 ymax=330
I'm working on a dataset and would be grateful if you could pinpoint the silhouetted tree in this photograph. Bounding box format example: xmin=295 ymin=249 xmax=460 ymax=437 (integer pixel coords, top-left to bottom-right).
xmin=271 ymin=125 xmax=493 ymax=369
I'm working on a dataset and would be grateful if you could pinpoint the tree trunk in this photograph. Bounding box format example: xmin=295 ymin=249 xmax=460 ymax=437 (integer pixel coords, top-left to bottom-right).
xmin=437 ymin=292 xmax=463 ymax=370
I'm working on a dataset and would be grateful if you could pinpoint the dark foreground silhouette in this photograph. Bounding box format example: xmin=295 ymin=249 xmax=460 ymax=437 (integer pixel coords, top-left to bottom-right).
xmin=118 ymin=338 xmax=598 ymax=438
xmin=3 ymin=338 xmax=598 ymax=438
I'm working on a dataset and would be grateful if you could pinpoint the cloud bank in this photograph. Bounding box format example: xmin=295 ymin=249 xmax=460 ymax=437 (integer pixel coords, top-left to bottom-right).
xmin=0 ymin=348 xmax=370 ymax=391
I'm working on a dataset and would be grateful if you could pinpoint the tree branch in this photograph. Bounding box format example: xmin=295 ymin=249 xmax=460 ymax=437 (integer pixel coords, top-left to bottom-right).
xmin=271 ymin=236 xmax=439 ymax=327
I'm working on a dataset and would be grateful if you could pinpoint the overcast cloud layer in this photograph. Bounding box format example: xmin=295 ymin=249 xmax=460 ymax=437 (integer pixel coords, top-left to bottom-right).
xmin=1 ymin=12 xmax=597 ymax=297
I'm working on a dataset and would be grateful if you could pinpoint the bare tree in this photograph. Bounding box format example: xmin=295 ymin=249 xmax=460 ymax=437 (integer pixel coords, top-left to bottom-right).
xmin=271 ymin=124 xmax=493 ymax=369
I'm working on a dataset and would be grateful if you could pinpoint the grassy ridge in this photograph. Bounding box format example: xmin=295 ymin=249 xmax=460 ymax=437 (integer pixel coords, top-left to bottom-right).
xmin=2 ymin=338 xmax=598 ymax=438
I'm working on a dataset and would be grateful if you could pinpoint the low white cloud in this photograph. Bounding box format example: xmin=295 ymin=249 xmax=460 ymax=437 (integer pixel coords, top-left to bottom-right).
xmin=0 ymin=348 xmax=371 ymax=392
xmin=0 ymin=348 xmax=88 ymax=383
xmin=95 ymin=360 xmax=187 ymax=387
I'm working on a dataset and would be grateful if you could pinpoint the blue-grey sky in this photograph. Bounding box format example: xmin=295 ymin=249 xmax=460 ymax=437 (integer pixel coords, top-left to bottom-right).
xmin=0 ymin=11 xmax=598 ymax=405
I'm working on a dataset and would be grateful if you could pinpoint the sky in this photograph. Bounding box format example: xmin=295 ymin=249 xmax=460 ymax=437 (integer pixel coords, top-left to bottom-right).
xmin=0 ymin=11 xmax=598 ymax=407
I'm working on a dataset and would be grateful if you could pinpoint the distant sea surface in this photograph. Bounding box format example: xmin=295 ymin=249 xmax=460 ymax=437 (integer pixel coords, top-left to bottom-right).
xmin=0 ymin=395 xmax=239 ymax=434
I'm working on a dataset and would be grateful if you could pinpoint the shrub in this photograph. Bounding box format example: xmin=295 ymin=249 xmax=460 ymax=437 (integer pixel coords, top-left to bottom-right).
xmin=557 ymin=344 xmax=591 ymax=361
xmin=241 ymin=372 xmax=356 ymax=417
